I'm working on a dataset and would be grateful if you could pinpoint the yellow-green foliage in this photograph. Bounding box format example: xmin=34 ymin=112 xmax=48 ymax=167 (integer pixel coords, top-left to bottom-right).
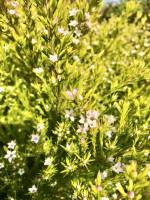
xmin=0 ymin=0 xmax=150 ymax=199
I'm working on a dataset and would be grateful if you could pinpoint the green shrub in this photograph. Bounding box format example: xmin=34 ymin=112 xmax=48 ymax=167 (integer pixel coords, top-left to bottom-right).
xmin=0 ymin=0 xmax=150 ymax=199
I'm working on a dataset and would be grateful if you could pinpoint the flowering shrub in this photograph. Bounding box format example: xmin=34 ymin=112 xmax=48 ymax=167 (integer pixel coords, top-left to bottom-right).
xmin=0 ymin=0 xmax=150 ymax=199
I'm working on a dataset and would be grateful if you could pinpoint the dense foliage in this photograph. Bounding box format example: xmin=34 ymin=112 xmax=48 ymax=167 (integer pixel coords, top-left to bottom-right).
xmin=0 ymin=0 xmax=150 ymax=199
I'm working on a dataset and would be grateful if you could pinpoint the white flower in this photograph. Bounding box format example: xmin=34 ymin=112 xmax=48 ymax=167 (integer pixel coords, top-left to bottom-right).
xmin=8 ymin=9 xmax=16 ymax=15
xmin=4 ymin=150 xmax=16 ymax=163
xmin=127 ymin=191 xmax=135 ymax=199
xmin=105 ymin=115 xmax=116 ymax=124
xmin=112 ymin=193 xmax=118 ymax=199
xmin=69 ymin=8 xmax=79 ymax=17
xmin=69 ymin=20 xmax=78 ymax=27
xmin=106 ymin=130 xmax=113 ymax=138
xmin=65 ymin=110 xmax=75 ymax=121
xmin=112 ymin=162 xmax=124 ymax=174
xmin=101 ymin=170 xmax=108 ymax=180
xmin=77 ymin=124 xmax=89 ymax=134
xmin=37 ymin=123 xmax=45 ymax=132
xmin=85 ymin=12 xmax=90 ymax=20
xmin=44 ymin=157 xmax=52 ymax=166
xmin=86 ymin=110 xmax=99 ymax=120
xmin=10 ymin=1 xmax=18 ymax=7
xmin=147 ymin=171 xmax=150 ymax=177
xmin=87 ymin=119 xmax=97 ymax=128
xmin=8 ymin=141 xmax=16 ymax=150
xmin=31 ymin=134 xmax=39 ymax=144
xmin=31 ymin=38 xmax=36 ymax=44
xmin=72 ymin=37 xmax=79 ymax=45
xmin=0 ymin=87 xmax=4 ymax=93
xmin=74 ymin=28 xmax=82 ymax=37
xmin=101 ymin=197 xmax=109 ymax=200
xmin=33 ymin=67 xmax=44 ymax=74
xmin=107 ymin=156 xmax=114 ymax=162
xmin=49 ymin=54 xmax=58 ymax=63
xmin=79 ymin=115 xmax=86 ymax=124
xmin=18 ymin=168 xmax=25 ymax=175
xmin=58 ymin=27 xmax=69 ymax=36
xmin=28 ymin=185 xmax=37 ymax=193
xmin=0 ymin=162 xmax=4 ymax=169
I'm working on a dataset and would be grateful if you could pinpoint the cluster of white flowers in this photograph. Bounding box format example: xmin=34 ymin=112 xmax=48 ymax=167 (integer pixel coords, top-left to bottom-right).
xmin=77 ymin=110 xmax=99 ymax=133
xmin=4 ymin=141 xmax=16 ymax=163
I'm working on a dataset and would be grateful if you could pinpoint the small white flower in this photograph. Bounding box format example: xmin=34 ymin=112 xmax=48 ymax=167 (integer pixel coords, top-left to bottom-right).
xmin=65 ymin=110 xmax=75 ymax=121
xmin=105 ymin=115 xmax=116 ymax=124
xmin=31 ymin=134 xmax=39 ymax=144
xmin=112 ymin=193 xmax=118 ymax=199
xmin=10 ymin=1 xmax=18 ymax=7
xmin=85 ymin=12 xmax=90 ymax=20
xmin=33 ymin=67 xmax=44 ymax=74
xmin=49 ymin=54 xmax=58 ymax=63
xmin=4 ymin=150 xmax=16 ymax=163
xmin=18 ymin=168 xmax=25 ymax=175
xmin=79 ymin=115 xmax=86 ymax=124
xmin=58 ymin=27 xmax=69 ymax=36
xmin=8 ymin=141 xmax=16 ymax=150
xmin=87 ymin=119 xmax=97 ymax=128
xmin=69 ymin=8 xmax=79 ymax=17
xmin=8 ymin=9 xmax=16 ymax=15
xmin=148 ymin=171 xmax=150 ymax=177
xmin=44 ymin=157 xmax=52 ymax=166
xmin=106 ymin=130 xmax=113 ymax=138
xmin=0 ymin=162 xmax=4 ymax=169
xmin=31 ymin=38 xmax=36 ymax=44
xmin=69 ymin=20 xmax=78 ymax=27
xmin=37 ymin=123 xmax=45 ymax=132
xmin=107 ymin=156 xmax=114 ymax=162
xmin=72 ymin=37 xmax=79 ymax=45
xmin=101 ymin=170 xmax=108 ymax=180
xmin=28 ymin=185 xmax=37 ymax=193
xmin=112 ymin=162 xmax=124 ymax=174
xmin=0 ymin=87 xmax=4 ymax=93
xmin=101 ymin=197 xmax=109 ymax=200
xmin=139 ymin=51 xmax=145 ymax=57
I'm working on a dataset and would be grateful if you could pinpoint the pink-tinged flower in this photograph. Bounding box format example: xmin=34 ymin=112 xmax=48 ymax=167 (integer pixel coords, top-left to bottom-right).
xmin=127 ymin=191 xmax=135 ymax=199
xmin=66 ymin=88 xmax=78 ymax=100
xmin=69 ymin=8 xmax=79 ymax=17
xmin=31 ymin=134 xmax=39 ymax=144
xmin=28 ymin=185 xmax=37 ymax=193
xmin=58 ymin=27 xmax=69 ymax=36
xmin=87 ymin=119 xmax=97 ymax=128
xmin=77 ymin=124 xmax=89 ymax=134
xmin=86 ymin=110 xmax=99 ymax=120
xmin=49 ymin=54 xmax=58 ymax=63
xmin=112 ymin=162 xmax=124 ymax=174
xmin=79 ymin=115 xmax=86 ymax=124
xmin=4 ymin=150 xmax=16 ymax=163
xmin=65 ymin=109 xmax=75 ymax=121
xmin=8 ymin=140 xmax=16 ymax=150
xmin=96 ymin=185 xmax=102 ymax=192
